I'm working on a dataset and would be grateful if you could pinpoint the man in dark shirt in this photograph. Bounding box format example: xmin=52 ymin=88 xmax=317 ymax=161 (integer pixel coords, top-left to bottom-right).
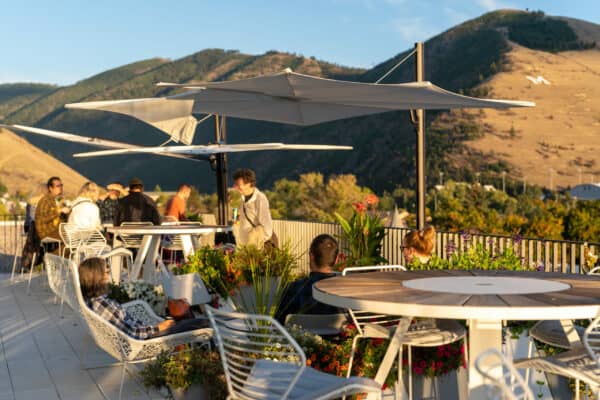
xmin=115 ymin=178 xmax=160 ymax=226
xmin=276 ymin=234 xmax=344 ymax=323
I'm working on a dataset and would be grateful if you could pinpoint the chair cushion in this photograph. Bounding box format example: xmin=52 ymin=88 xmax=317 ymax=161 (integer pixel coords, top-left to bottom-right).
xmin=362 ymin=318 xmax=466 ymax=347
xmin=241 ymin=359 xmax=380 ymax=400
xmin=529 ymin=320 xmax=584 ymax=349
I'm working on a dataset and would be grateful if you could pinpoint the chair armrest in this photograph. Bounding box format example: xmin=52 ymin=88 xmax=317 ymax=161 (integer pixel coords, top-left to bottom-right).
xmin=123 ymin=300 xmax=164 ymax=325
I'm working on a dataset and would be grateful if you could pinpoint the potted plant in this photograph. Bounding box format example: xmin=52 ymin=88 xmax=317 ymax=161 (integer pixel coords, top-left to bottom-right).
xmin=335 ymin=194 xmax=387 ymax=267
xmin=173 ymin=245 xmax=240 ymax=308
xmin=140 ymin=347 xmax=227 ymax=400
xmin=231 ymin=241 xmax=298 ymax=316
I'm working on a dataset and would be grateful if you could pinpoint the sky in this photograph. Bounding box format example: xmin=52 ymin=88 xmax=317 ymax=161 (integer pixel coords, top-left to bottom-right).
xmin=1 ymin=0 xmax=599 ymax=85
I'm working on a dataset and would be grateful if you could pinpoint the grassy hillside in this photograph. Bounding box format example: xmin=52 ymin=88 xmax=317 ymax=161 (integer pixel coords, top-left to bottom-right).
xmin=0 ymin=83 xmax=56 ymax=120
xmin=2 ymin=9 xmax=597 ymax=196
xmin=0 ymin=127 xmax=88 ymax=196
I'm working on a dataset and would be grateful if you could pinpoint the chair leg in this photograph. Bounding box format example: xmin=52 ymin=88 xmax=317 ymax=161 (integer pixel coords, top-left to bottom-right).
xmin=27 ymin=252 xmax=37 ymax=295
xmin=408 ymin=345 xmax=413 ymax=400
xmin=525 ymin=338 xmax=534 ymax=386
xmin=347 ymin=335 xmax=362 ymax=378
xmin=576 ymin=379 xmax=580 ymax=400
xmin=10 ymin=252 xmax=19 ymax=282
xmin=118 ymin=361 xmax=127 ymax=400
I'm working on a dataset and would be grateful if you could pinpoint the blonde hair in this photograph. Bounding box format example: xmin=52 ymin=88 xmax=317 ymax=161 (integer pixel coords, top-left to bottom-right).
xmin=78 ymin=182 xmax=99 ymax=202
xmin=403 ymin=226 xmax=436 ymax=256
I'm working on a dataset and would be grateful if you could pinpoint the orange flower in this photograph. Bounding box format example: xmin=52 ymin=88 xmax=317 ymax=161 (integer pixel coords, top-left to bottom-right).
xmin=365 ymin=194 xmax=379 ymax=207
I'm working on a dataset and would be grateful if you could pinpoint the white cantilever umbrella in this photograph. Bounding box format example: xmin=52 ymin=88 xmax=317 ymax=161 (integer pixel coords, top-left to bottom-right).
xmin=5 ymin=124 xmax=198 ymax=161
xmin=73 ymin=143 xmax=352 ymax=158
xmin=66 ymin=69 xmax=534 ymax=145
xmin=63 ymin=69 xmax=534 ymax=225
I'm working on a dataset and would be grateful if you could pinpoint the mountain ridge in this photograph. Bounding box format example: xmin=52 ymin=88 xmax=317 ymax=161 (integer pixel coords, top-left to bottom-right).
xmin=1 ymin=9 xmax=598 ymax=195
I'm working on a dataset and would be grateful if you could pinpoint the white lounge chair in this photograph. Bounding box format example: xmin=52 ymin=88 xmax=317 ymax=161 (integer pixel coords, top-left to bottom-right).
xmin=475 ymin=348 xmax=534 ymax=400
xmin=206 ymin=305 xmax=382 ymax=400
xmin=56 ymin=254 xmax=213 ymax=400
xmin=515 ymin=315 xmax=600 ymax=400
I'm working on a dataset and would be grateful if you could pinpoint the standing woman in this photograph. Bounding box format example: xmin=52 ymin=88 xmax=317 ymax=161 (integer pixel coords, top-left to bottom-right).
xmin=402 ymin=225 xmax=436 ymax=265
xmin=69 ymin=182 xmax=102 ymax=230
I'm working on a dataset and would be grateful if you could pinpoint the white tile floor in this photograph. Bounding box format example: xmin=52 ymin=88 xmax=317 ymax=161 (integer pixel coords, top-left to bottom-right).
xmin=0 ymin=273 xmax=167 ymax=400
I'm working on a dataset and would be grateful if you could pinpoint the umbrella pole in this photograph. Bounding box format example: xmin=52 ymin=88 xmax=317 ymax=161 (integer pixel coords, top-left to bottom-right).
xmin=214 ymin=115 xmax=229 ymax=226
xmin=415 ymin=42 xmax=426 ymax=231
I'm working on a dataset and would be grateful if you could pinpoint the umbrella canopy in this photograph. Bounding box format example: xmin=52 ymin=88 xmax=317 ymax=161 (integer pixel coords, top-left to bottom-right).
xmin=66 ymin=69 xmax=534 ymax=144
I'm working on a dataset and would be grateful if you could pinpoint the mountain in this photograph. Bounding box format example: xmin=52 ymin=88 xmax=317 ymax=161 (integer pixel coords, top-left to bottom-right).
xmin=0 ymin=127 xmax=88 ymax=196
xmin=0 ymin=83 xmax=56 ymax=120
xmin=1 ymin=9 xmax=598 ymax=195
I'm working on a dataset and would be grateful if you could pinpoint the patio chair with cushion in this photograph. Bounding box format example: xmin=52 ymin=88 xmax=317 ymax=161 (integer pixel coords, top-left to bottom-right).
xmin=57 ymin=254 xmax=213 ymax=400
xmin=284 ymin=313 xmax=348 ymax=337
xmin=475 ymin=348 xmax=534 ymax=400
xmin=205 ymin=305 xmax=382 ymax=400
xmin=514 ymin=314 xmax=600 ymax=400
xmin=342 ymin=265 xmax=468 ymax=400
xmin=523 ymin=267 xmax=600 ymax=384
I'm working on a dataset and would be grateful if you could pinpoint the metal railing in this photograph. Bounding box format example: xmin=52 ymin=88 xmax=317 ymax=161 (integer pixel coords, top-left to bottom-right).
xmin=0 ymin=215 xmax=25 ymax=273
xmin=2 ymin=215 xmax=597 ymax=276
xmin=274 ymin=219 xmax=600 ymax=275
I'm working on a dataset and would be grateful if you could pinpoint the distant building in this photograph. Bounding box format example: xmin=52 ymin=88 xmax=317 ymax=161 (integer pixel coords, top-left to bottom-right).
xmin=570 ymin=183 xmax=600 ymax=200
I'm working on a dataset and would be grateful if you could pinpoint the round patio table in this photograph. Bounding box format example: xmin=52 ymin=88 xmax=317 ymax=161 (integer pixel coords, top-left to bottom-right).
xmin=108 ymin=224 xmax=232 ymax=282
xmin=313 ymin=269 xmax=600 ymax=399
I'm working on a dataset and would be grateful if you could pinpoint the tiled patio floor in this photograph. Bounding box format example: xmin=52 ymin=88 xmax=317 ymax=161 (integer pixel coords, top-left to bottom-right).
xmin=0 ymin=273 xmax=167 ymax=400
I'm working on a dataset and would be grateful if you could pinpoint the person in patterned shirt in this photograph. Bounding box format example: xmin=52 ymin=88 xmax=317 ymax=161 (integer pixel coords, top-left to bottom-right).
xmin=35 ymin=177 xmax=69 ymax=245
xmin=79 ymin=258 xmax=209 ymax=339
xmin=98 ymin=182 xmax=126 ymax=225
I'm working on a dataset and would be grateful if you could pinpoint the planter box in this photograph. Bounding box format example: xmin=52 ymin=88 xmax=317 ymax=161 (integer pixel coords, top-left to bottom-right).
xmin=160 ymin=269 xmax=211 ymax=306
xmin=169 ymin=384 xmax=210 ymax=400
xmin=232 ymin=276 xmax=281 ymax=314
xmin=405 ymin=367 xmax=468 ymax=400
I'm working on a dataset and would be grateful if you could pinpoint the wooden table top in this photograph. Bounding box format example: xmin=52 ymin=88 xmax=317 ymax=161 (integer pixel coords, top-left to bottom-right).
xmin=313 ymin=269 xmax=600 ymax=321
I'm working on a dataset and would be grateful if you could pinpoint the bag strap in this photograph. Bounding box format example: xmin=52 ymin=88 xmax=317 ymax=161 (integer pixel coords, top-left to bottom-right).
xmin=242 ymin=201 xmax=257 ymax=228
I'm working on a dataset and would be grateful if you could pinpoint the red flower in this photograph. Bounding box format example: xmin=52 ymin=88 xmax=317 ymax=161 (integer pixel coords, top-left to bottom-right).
xmin=353 ymin=202 xmax=367 ymax=213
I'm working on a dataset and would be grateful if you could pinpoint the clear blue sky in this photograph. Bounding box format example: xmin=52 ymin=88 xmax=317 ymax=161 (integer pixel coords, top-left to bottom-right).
xmin=2 ymin=0 xmax=598 ymax=85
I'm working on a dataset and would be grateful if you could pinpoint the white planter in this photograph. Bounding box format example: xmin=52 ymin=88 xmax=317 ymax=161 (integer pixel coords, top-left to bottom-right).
xmin=407 ymin=368 xmax=468 ymax=400
xmin=232 ymin=276 xmax=282 ymax=314
xmin=169 ymin=384 xmax=210 ymax=400
xmin=160 ymin=269 xmax=211 ymax=306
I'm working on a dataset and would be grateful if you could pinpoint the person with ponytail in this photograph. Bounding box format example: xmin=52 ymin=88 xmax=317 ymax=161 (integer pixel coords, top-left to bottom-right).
xmin=402 ymin=226 xmax=436 ymax=265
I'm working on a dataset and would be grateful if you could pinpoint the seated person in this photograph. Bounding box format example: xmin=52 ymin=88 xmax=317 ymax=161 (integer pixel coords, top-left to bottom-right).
xmin=276 ymin=234 xmax=345 ymax=323
xmin=68 ymin=182 xmax=102 ymax=230
xmin=402 ymin=225 xmax=436 ymax=265
xmin=79 ymin=258 xmax=208 ymax=339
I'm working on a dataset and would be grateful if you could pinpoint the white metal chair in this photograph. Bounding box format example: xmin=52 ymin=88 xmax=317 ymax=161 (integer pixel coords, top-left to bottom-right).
xmin=205 ymin=305 xmax=382 ymax=400
xmin=284 ymin=313 xmax=348 ymax=336
xmin=342 ymin=265 xmax=467 ymax=400
xmin=475 ymin=348 xmax=534 ymax=400
xmin=26 ymin=236 xmax=61 ymax=295
xmin=160 ymin=217 xmax=184 ymax=264
xmin=515 ymin=315 xmax=600 ymax=400
xmin=117 ymin=221 xmax=152 ymax=249
xmin=59 ymin=254 xmax=213 ymax=400
xmin=524 ymin=268 xmax=600 ymax=384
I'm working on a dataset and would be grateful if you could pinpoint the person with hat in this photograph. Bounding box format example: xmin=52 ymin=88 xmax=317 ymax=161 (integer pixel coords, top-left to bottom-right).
xmin=98 ymin=182 xmax=127 ymax=225
xmin=115 ymin=178 xmax=160 ymax=226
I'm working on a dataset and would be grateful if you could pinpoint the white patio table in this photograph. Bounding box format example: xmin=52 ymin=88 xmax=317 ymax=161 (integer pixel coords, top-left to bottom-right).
xmin=313 ymin=269 xmax=600 ymax=399
xmin=107 ymin=224 xmax=232 ymax=282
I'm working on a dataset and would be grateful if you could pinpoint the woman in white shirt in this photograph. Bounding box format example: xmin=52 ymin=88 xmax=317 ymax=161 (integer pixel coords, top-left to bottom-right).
xmin=68 ymin=182 xmax=102 ymax=230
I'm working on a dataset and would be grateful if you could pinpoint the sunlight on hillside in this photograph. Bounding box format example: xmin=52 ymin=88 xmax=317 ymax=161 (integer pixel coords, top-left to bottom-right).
xmin=467 ymin=44 xmax=600 ymax=189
